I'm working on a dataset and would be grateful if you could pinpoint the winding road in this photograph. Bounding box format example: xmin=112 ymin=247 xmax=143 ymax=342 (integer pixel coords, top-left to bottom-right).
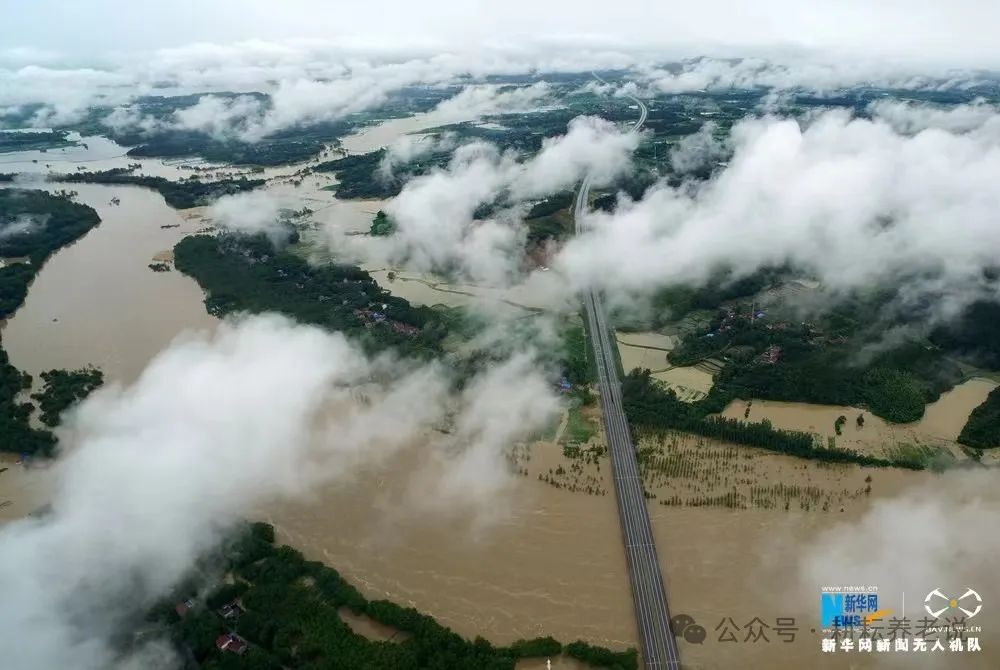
xmin=575 ymin=85 xmax=681 ymax=669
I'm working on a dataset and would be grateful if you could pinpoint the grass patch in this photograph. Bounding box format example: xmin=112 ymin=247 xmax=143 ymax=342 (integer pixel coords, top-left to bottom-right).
xmin=884 ymin=443 xmax=956 ymax=471
xmin=564 ymin=404 xmax=596 ymax=445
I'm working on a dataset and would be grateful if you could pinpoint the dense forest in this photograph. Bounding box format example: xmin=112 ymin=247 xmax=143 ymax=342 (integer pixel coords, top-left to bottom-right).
xmin=931 ymin=300 xmax=1000 ymax=369
xmin=622 ymin=369 xmax=921 ymax=469
xmin=0 ymin=349 xmax=56 ymax=456
xmin=174 ymin=233 xmax=448 ymax=358
xmin=0 ymin=130 xmax=77 ymax=154
xmin=649 ymin=274 xmax=963 ymax=424
xmin=151 ymin=522 xmax=636 ymax=670
xmin=561 ymin=324 xmax=592 ymax=387
xmin=31 ymin=367 xmax=104 ymax=427
xmin=958 ymin=386 xmax=1000 ymax=450
xmin=314 ymin=147 xmax=451 ymax=199
xmin=616 ymin=267 xmax=786 ymax=329
xmin=0 ymin=189 xmax=102 ymax=318
xmin=126 ymin=132 xmax=326 ymax=166
xmin=56 ymin=170 xmax=264 ymax=209
xmin=711 ymin=335 xmax=954 ymax=424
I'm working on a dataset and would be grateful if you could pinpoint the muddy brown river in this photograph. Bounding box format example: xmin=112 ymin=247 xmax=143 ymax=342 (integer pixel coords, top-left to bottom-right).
xmin=1 ymin=182 xmax=219 ymax=384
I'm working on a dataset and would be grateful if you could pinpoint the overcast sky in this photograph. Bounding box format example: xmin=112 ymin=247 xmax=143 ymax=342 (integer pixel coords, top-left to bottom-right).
xmin=2 ymin=0 xmax=999 ymax=67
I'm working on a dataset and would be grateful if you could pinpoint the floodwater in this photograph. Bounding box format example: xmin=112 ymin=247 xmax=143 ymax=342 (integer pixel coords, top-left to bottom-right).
xmin=721 ymin=377 xmax=997 ymax=458
xmin=615 ymin=332 xmax=675 ymax=370
xmin=616 ymin=332 xmax=679 ymax=351
xmin=0 ymin=107 xmax=456 ymax=183
xmin=0 ymin=111 xmax=504 ymax=384
xmin=615 ymin=330 xmax=715 ymax=401
xmin=265 ymin=426 xmax=1000 ymax=669
xmin=340 ymin=113 xmax=452 ymax=155
xmin=263 ymin=444 xmax=638 ymax=650
xmin=0 ymin=182 xmax=219 ymax=384
xmin=0 ymin=132 xmax=237 ymax=181
xmin=365 ymin=268 xmax=557 ymax=314
xmin=0 ymin=454 xmax=51 ymax=523
xmin=337 ymin=607 xmax=409 ymax=643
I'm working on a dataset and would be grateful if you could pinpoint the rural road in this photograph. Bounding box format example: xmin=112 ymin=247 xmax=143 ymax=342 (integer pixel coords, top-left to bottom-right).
xmin=575 ymin=83 xmax=681 ymax=669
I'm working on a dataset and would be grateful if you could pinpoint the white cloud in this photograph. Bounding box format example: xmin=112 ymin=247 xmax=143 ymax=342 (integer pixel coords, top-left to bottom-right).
xmin=382 ymin=141 xmax=521 ymax=284
xmin=8 ymin=1 xmax=1000 ymax=67
xmin=170 ymin=94 xmax=264 ymax=139
xmin=0 ymin=213 xmax=48 ymax=240
xmin=869 ymin=98 xmax=1000 ymax=136
xmin=100 ymin=105 xmax=165 ymax=135
xmin=372 ymin=115 xmax=640 ymax=283
xmin=1 ymin=33 xmax=996 ymax=135
xmin=669 ymin=121 xmax=728 ymax=174
xmin=798 ymin=471 xmax=1000 ymax=627
xmin=207 ymin=191 xmax=291 ymax=245
xmin=512 ymin=115 xmax=641 ymax=197
xmin=639 ymin=57 xmax=985 ymax=94
xmin=430 ymin=82 xmax=553 ymax=122
xmin=0 ymin=313 xmax=560 ymax=669
xmin=377 ymin=131 xmax=459 ymax=181
xmin=73 ymin=55 xmax=564 ymax=141
xmin=406 ymin=351 xmax=560 ymax=525
xmin=557 ymin=107 xmax=1000 ymax=323
xmin=0 ymin=65 xmax=134 ymax=126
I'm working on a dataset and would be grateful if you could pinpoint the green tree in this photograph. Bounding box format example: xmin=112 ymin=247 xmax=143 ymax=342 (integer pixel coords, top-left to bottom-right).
xmin=369 ymin=210 xmax=396 ymax=236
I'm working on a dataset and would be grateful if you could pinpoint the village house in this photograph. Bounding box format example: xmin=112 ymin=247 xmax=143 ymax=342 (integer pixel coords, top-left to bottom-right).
xmin=216 ymin=633 xmax=248 ymax=655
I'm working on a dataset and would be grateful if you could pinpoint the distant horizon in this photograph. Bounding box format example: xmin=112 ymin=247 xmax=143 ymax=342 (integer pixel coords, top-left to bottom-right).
xmin=2 ymin=0 xmax=999 ymax=68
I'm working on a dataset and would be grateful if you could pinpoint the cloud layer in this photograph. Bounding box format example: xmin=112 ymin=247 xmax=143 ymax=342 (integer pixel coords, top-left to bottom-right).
xmin=556 ymin=107 xmax=1000 ymax=323
xmin=207 ymin=190 xmax=292 ymax=245
xmin=637 ymin=57 xmax=985 ymax=95
xmin=373 ymin=115 xmax=641 ymax=283
xmin=3 ymin=32 xmax=995 ymax=134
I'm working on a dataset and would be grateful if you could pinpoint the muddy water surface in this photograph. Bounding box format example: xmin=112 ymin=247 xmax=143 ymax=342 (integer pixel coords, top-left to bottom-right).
xmin=0 ymin=454 xmax=51 ymax=523
xmin=340 ymin=114 xmax=451 ymax=155
xmin=266 ymin=428 xmax=1000 ymax=669
xmin=0 ymin=183 xmax=218 ymax=384
xmin=721 ymin=377 xmax=997 ymax=457
xmin=263 ymin=450 xmax=638 ymax=650
xmin=615 ymin=330 xmax=715 ymax=401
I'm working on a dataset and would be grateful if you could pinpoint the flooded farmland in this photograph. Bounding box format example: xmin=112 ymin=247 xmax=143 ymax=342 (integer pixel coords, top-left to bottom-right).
xmin=615 ymin=330 xmax=716 ymax=401
xmin=721 ymin=377 xmax=997 ymax=459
